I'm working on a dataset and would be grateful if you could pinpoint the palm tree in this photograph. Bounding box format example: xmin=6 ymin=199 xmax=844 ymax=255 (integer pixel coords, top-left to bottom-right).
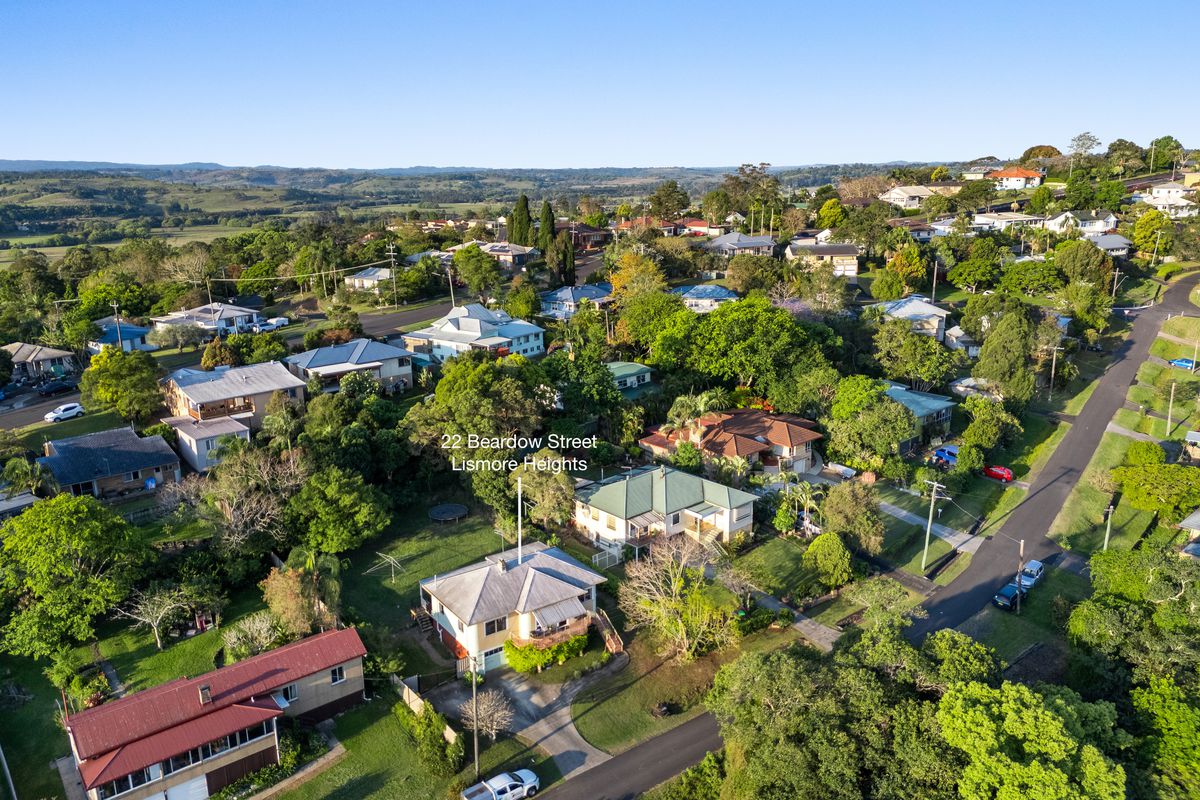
xmin=2 ymin=457 xmax=57 ymax=497
xmin=779 ymin=481 xmax=823 ymax=534
xmin=698 ymin=387 xmax=733 ymax=414
xmin=726 ymin=456 xmax=751 ymax=487
xmin=285 ymin=546 xmax=345 ymax=622
xmin=663 ymin=393 xmax=701 ymax=435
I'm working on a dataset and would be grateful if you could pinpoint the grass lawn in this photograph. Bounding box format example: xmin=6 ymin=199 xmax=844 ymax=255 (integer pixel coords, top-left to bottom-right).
xmin=977 ymin=486 xmax=1027 ymax=537
xmin=79 ymin=588 xmax=267 ymax=694
xmin=961 ymin=568 xmax=1091 ymax=664
xmin=876 ymin=481 xmax=1001 ymax=533
xmin=571 ymin=626 xmax=801 ymax=754
xmin=1028 ymin=351 xmax=1107 ymax=417
xmin=806 ymin=594 xmax=865 ymax=627
xmin=16 ymin=408 xmax=124 ymax=450
xmin=733 ymin=537 xmax=820 ymax=601
xmin=0 ymin=654 xmax=70 ymax=800
xmin=1150 ymin=337 xmax=1199 ymax=363
xmin=1048 ymin=432 xmax=1154 ymax=554
xmin=879 ymin=519 xmax=953 ymax=577
xmin=1115 ymin=276 xmax=1162 ymax=306
xmin=933 ymin=552 xmax=973 ymax=586
xmin=277 ymin=695 xmax=562 ymax=800
xmin=1161 ymin=315 xmax=1200 ymax=341
xmin=149 ymin=346 xmax=204 ymax=372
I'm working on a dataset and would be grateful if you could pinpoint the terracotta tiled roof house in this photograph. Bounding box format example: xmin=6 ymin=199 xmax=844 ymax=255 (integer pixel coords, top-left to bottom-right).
xmin=640 ymin=408 xmax=823 ymax=474
xmin=985 ymin=166 xmax=1044 ymax=190
xmin=65 ymin=628 xmax=366 ymax=800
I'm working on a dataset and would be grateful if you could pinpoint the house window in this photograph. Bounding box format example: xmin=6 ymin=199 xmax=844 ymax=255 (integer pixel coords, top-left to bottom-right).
xmin=589 ymin=508 xmax=599 ymax=521
xmin=606 ymin=514 xmax=616 ymax=531
xmin=485 ymin=617 xmax=508 ymax=635
xmin=671 ymin=513 xmax=680 ymax=525
xmin=330 ymin=666 xmax=346 ymax=685
xmin=124 ymin=470 xmax=140 ymax=482
xmin=282 ymin=683 xmax=299 ymax=702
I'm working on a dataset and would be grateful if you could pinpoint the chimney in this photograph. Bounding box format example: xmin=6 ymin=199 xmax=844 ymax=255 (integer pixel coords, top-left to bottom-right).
xmin=198 ymin=685 xmax=212 ymax=705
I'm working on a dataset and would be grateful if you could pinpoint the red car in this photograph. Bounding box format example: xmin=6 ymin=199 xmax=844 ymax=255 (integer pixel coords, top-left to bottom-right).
xmin=984 ymin=465 xmax=1014 ymax=482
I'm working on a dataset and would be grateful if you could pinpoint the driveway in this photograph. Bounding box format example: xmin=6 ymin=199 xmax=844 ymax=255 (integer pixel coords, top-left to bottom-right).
xmin=908 ymin=273 xmax=1200 ymax=640
xmin=425 ymin=659 xmax=623 ymax=782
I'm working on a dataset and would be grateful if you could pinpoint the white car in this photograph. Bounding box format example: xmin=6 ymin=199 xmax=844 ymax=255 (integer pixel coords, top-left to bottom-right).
xmin=253 ymin=317 xmax=290 ymax=333
xmin=44 ymin=402 xmax=84 ymax=422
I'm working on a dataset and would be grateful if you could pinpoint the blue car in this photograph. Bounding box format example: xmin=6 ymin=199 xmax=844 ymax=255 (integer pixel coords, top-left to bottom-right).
xmin=934 ymin=445 xmax=959 ymax=466
xmin=1169 ymin=358 xmax=1196 ymax=370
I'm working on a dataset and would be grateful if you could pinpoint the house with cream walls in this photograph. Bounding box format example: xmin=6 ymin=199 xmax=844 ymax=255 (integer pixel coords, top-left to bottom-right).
xmin=418 ymin=543 xmax=605 ymax=673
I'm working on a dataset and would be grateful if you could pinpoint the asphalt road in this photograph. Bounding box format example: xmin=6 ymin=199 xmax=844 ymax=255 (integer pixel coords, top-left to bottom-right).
xmin=909 ymin=272 xmax=1200 ymax=640
xmin=0 ymin=391 xmax=83 ymax=429
xmin=542 ymin=713 xmax=721 ymax=800
xmin=358 ymin=300 xmax=454 ymax=337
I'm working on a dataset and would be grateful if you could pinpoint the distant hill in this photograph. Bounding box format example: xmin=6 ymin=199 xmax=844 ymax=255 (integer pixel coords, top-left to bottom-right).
xmin=0 ymin=160 xmax=226 ymax=172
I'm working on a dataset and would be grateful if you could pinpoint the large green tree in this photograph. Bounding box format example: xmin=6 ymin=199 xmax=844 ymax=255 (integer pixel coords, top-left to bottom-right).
xmin=509 ymin=194 xmax=533 ymax=246
xmin=288 ymin=466 xmax=390 ymax=554
xmin=453 ymin=244 xmax=502 ymax=302
xmin=972 ymin=311 xmax=1035 ymax=405
xmin=1 ymin=495 xmax=148 ymax=658
xmin=873 ymin=318 xmax=963 ymax=392
xmin=79 ymin=346 xmax=162 ymax=421
xmin=537 ymin=200 xmax=556 ymax=253
xmin=648 ymin=180 xmax=690 ymax=221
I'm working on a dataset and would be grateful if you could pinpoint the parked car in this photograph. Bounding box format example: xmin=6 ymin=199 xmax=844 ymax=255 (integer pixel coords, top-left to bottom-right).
xmin=933 ymin=445 xmax=959 ymax=466
xmin=37 ymin=377 xmax=78 ymax=397
xmin=253 ymin=317 xmax=290 ymax=333
xmin=983 ymin=465 xmax=1014 ymax=482
xmin=1169 ymin=358 xmax=1196 ymax=370
xmin=461 ymin=770 xmax=539 ymax=800
xmin=992 ymin=582 xmax=1029 ymax=611
xmin=1013 ymin=559 xmax=1046 ymax=589
xmin=44 ymin=402 xmax=84 ymax=422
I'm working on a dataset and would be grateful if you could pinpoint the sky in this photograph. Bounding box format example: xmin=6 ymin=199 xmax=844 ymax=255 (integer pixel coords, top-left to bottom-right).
xmin=2 ymin=0 xmax=1197 ymax=170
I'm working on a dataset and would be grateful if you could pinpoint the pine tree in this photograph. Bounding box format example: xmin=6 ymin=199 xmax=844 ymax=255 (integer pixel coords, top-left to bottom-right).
xmin=538 ymin=200 xmax=555 ymax=253
xmin=510 ymin=194 xmax=532 ymax=246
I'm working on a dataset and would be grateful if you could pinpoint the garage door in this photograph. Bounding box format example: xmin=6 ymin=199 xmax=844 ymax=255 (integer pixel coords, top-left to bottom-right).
xmin=483 ymin=647 xmax=507 ymax=672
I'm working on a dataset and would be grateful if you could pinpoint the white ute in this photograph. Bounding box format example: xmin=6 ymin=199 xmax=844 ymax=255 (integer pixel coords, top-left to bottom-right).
xmin=461 ymin=770 xmax=539 ymax=800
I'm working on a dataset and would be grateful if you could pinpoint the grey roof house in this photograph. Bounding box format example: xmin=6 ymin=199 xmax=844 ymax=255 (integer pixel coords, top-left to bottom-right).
xmin=418 ymin=542 xmax=605 ymax=673
xmin=284 ymin=338 xmax=414 ymax=392
xmin=38 ymin=427 xmax=181 ymax=500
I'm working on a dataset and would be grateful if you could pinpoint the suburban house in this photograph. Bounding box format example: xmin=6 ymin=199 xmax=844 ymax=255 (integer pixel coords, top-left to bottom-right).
xmin=677 ymin=218 xmax=728 ymax=237
xmin=479 ymin=241 xmax=539 ymax=268
xmin=163 ymin=362 xmax=306 ymax=429
xmin=639 ymin=408 xmax=823 ymax=475
xmin=38 ymin=427 xmax=180 ymax=500
xmin=873 ymin=295 xmax=949 ymax=342
xmin=972 ymin=211 xmax=1045 ymax=232
xmin=878 ymin=185 xmax=935 ymax=209
xmin=343 ymin=266 xmax=392 ymax=293
xmin=930 ymin=216 xmax=982 ymax=237
xmin=538 ymin=283 xmax=613 ymax=320
xmin=86 ymin=316 xmax=156 ymax=354
xmin=961 ymin=163 xmax=1002 ymax=181
xmin=1085 ymin=233 xmax=1134 ymax=259
xmin=65 ymin=628 xmax=366 ymax=800
xmin=789 ymin=228 xmax=834 ymax=246
xmin=724 ymin=211 xmax=746 ymax=225
xmin=404 ymin=249 xmax=454 ymax=268
xmin=613 ymin=216 xmax=679 ymax=236
xmin=1043 ymin=210 xmax=1119 ymax=235
xmin=150 ymin=303 xmax=261 ymax=337
xmin=884 ymin=381 xmax=956 ymax=452
xmin=1 ymin=342 xmax=78 ymax=380
xmin=1138 ymin=182 xmax=1197 ymax=219
xmin=702 ymin=231 xmax=775 ymax=257
xmin=284 ymin=338 xmax=414 ymax=392
xmin=163 ymin=416 xmax=251 ymax=473
xmin=888 ymin=219 xmax=935 ymax=243
xmin=785 ymin=243 xmax=860 ymax=281
xmin=606 ymin=361 xmax=654 ymax=398
xmin=573 ymin=465 xmax=758 ymax=553
xmin=986 ymin=166 xmax=1044 ymax=190
xmin=0 ymin=491 xmax=38 ymax=520
xmin=944 ymin=325 xmax=981 ymax=358
xmin=671 ymin=284 xmax=739 ymax=313
xmin=418 ymin=542 xmax=605 ymax=673
xmin=402 ymin=304 xmax=545 ymax=361
xmin=554 ymin=220 xmax=612 ymax=249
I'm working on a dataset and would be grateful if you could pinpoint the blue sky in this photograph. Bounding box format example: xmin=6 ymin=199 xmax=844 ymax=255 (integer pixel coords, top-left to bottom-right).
xmin=2 ymin=0 xmax=1196 ymax=169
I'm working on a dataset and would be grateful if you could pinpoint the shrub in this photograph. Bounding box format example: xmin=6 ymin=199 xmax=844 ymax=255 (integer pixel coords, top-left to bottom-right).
xmin=394 ymin=700 xmax=463 ymax=776
xmin=734 ymin=605 xmax=775 ymax=636
xmin=1126 ymin=440 xmax=1166 ymax=466
xmin=503 ymin=633 xmax=588 ymax=672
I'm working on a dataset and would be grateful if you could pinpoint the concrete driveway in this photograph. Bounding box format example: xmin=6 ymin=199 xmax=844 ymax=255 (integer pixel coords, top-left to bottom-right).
xmin=426 ymin=657 xmax=625 ymax=782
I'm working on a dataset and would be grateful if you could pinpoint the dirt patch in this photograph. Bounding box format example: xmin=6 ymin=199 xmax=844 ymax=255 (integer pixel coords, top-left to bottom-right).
xmin=1003 ymin=641 xmax=1069 ymax=685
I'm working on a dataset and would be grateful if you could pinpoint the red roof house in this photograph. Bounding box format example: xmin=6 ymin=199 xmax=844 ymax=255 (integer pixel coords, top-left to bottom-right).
xmin=640 ymin=408 xmax=822 ymax=473
xmin=67 ymin=628 xmax=366 ymax=800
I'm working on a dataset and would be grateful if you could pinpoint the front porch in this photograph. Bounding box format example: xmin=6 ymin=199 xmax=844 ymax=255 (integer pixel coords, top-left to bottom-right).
xmin=509 ymin=615 xmax=591 ymax=649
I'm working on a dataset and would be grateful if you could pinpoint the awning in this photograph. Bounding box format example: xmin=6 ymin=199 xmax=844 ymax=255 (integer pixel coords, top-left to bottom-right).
xmin=533 ymin=597 xmax=587 ymax=629
xmin=683 ymin=502 xmax=723 ymax=520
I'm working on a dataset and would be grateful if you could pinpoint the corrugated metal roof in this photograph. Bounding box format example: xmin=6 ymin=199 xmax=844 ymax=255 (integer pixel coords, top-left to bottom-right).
xmin=67 ymin=628 xmax=365 ymax=761
xmin=420 ymin=542 xmax=603 ymax=625
xmin=167 ymin=362 xmax=305 ymax=404
xmin=1 ymin=342 xmax=73 ymax=363
xmin=671 ymin=285 xmax=739 ymax=301
xmin=578 ymin=465 xmax=757 ymax=521
xmin=285 ymin=338 xmax=412 ymax=371
xmin=162 ymin=415 xmax=250 ymax=439
xmin=884 ymin=381 xmax=956 ymax=419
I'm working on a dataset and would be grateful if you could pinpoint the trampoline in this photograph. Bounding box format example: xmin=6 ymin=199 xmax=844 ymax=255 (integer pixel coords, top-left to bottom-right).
xmin=428 ymin=503 xmax=469 ymax=523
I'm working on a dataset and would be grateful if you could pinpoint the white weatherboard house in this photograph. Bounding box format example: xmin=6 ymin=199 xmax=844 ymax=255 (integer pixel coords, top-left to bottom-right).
xmin=573 ymin=465 xmax=757 ymax=555
xmin=284 ymin=338 xmax=414 ymax=392
xmin=1043 ymin=210 xmax=1118 ymax=235
xmin=873 ymin=294 xmax=949 ymax=342
xmin=343 ymin=266 xmax=392 ymax=293
xmin=879 ymin=185 xmax=935 ymax=209
xmin=163 ymin=415 xmax=252 ymax=472
xmin=401 ymin=304 xmax=544 ymax=361
xmin=418 ymin=542 xmax=605 ymax=673
xmin=150 ymin=303 xmax=261 ymax=336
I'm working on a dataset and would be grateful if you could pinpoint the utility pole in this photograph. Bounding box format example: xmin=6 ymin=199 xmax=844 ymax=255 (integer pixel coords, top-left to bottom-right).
xmin=1103 ymin=504 xmax=1115 ymax=551
xmin=1149 ymin=140 xmax=1156 ymax=176
xmin=1015 ymin=539 xmax=1025 ymax=614
xmin=471 ymin=653 xmax=480 ymax=779
xmin=1151 ymin=229 xmax=1163 ymax=269
xmin=921 ymin=479 xmax=945 ymax=572
xmin=1111 ymin=266 xmax=1122 ymax=299
xmin=1167 ymin=381 xmax=1177 ymax=439
xmin=446 ymin=266 xmax=456 ymax=307
xmin=386 ymin=242 xmax=399 ymax=309
xmin=110 ymin=301 xmax=124 ymax=349
xmin=1047 ymin=345 xmax=1064 ymax=400
xmin=930 ymin=259 xmax=938 ymax=303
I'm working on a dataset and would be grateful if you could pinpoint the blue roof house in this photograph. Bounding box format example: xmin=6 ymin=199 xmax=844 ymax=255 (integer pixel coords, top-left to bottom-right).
xmin=539 ymin=283 xmax=613 ymax=320
xmin=87 ymin=316 xmax=156 ymax=354
xmin=671 ymin=285 xmax=739 ymax=313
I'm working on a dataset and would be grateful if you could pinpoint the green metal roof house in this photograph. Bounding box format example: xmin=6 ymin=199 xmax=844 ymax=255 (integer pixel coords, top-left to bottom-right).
xmin=573 ymin=465 xmax=757 ymax=552
xmin=605 ymin=361 xmax=655 ymax=398
xmin=883 ymin=381 xmax=956 ymax=452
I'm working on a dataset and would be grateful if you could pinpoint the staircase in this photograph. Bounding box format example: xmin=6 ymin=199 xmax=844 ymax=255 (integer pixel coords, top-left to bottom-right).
xmin=594 ymin=609 xmax=624 ymax=655
xmin=411 ymin=606 xmax=435 ymax=635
